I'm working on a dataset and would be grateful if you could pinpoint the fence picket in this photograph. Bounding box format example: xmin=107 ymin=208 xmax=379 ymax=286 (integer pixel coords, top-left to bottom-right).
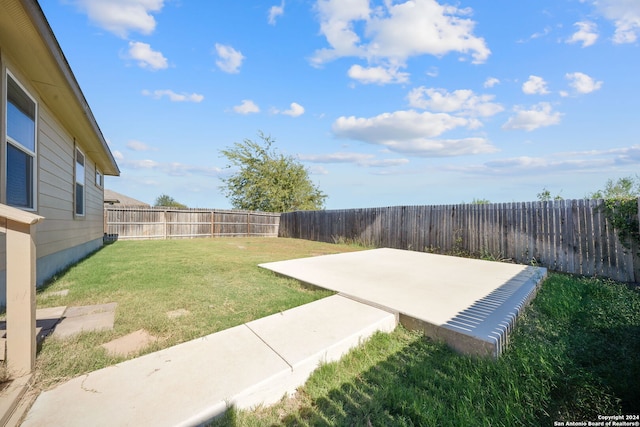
xmin=104 ymin=207 xmax=280 ymax=240
xmin=279 ymin=199 xmax=639 ymax=283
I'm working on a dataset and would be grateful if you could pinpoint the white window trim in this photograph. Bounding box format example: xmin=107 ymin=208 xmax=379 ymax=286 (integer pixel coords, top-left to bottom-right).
xmin=5 ymin=69 xmax=38 ymax=211
xmin=95 ymin=167 xmax=103 ymax=188
xmin=75 ymin=146 xmax=85 ymax=217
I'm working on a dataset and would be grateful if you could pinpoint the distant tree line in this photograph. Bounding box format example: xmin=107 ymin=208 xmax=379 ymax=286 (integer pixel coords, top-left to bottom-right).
xmin=154 ymin=194 xmax=187 ymax=209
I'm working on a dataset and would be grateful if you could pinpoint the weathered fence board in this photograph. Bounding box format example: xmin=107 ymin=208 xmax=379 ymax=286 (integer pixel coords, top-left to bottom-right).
xmin=279 ymin=199 xmax=640 ymax=283
xmin=104 ymin=207 xmax=280 ymax=240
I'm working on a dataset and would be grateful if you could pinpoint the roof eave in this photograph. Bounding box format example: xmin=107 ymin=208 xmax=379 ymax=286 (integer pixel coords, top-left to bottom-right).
xmin=16 ymin=0 xmax=120 ymax=176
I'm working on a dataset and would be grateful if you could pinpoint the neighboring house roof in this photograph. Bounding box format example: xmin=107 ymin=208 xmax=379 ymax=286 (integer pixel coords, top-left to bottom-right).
xmin=104 ymin=189 xmax=150 ymax=207
xmin=0 ymin=0 xmax=120 ymax=176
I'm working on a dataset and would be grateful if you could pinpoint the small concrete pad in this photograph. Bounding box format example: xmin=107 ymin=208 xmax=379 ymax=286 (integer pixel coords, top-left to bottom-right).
xmin=0 ymin=306 xmax=66 ymax=344
xmin=166 ymin=308 xmax=190 ymax=319
xmin=101 ymin=329 xmax=158 ymax=357
xmin=260 ymin=248 xmax=547 ymax=358
xmin=62 ymin=302 xmax=117 ymax=319
xmin=22 ymin=295 xmax=396 ymax=427
xmin=52 ymin=303 xmax=117 ymax=339
xmin=40 ymin=289 xmax=69 ymax=298
xmin=35 ymin=306 xmax=67 ymax=320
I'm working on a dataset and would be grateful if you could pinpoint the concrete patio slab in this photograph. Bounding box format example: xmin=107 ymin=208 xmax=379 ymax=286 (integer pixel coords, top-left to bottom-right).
xmin=101 ymin=329 xmax=158 ymax=357
xmin=51 ymin=303 xmax=117 ymax=339
xmin=21 ymin=295 xmax=396 ymax=427
xmin=260 ymin=248 xmax=547 ymax=358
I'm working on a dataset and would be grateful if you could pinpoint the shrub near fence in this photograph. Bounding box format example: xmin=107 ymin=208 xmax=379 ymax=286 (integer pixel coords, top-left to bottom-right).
xmin=279 ymin=199 xmax=640 ymax=283
xmin=104 ymin=207 xmax=280 ymax=240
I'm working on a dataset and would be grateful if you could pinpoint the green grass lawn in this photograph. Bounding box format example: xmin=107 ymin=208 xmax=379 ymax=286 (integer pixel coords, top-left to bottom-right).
xmin=27 ymin=238 xmax=640 ymax=425
xmin=33 ymin=238 xmax=359 ymax=390
xmin=213 ymin=274 xmax=640 ymax=426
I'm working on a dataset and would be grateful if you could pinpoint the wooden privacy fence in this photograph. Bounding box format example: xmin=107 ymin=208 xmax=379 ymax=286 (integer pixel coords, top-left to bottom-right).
xmin=279 ymin=199 xmax=640 ymax=283
xmin=104 ymin=207 xmax=280 ymax=240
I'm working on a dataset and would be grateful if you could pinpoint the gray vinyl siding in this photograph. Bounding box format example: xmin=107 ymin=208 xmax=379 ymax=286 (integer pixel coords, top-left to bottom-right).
xmin=36 ymin=103 xmax=105 ymax=261
xmin=0 ymin=59 xmax=106 ymax=305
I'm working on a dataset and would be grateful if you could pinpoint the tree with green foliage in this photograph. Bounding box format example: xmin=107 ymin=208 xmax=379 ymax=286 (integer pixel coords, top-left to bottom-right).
xmin=154 ymin=194 xmax=187 ymax=208
xmin=219 ymin=132 xmax=327 ymax=212
xmin=587 ymin=175 xmax=640 ymax=200
xmin=587 ymin=175 xmax=640 ymax=250
xmin=537 ymin=187 xmax=563 ymax=201
xmin=471 ymin=198 xmax=490 ymax=204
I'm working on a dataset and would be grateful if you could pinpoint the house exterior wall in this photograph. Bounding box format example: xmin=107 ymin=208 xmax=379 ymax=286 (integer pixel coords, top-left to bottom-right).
xmin=0 ymin=51 xmax=107 ymax=306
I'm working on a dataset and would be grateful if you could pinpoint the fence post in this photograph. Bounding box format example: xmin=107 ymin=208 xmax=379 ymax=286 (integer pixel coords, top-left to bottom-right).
xmin=163 ymin=209 xmax=168 ymax=240
xmin=247 ymin=212 xmax=250 ymax=236
xmin=211 ymin=210 xmax=214 ymax=238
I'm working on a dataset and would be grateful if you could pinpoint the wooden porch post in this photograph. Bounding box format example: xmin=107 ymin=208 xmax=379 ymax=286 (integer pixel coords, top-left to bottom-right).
xmin=1 ymin=205 xmax=44 ymax=378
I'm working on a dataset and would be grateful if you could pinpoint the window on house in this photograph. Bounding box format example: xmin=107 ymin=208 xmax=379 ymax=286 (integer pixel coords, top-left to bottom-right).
xmin=95 ymin=168 xmax=103 ymax=188
xmin=6 ymin=73 xmax=37 ymax=210
xmin=75 ymin=148 xmax=85 ymax=216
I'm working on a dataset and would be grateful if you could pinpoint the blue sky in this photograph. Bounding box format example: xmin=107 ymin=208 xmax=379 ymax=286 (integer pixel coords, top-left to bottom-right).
xmin=41 ymin=0 xmax=640 ymax=209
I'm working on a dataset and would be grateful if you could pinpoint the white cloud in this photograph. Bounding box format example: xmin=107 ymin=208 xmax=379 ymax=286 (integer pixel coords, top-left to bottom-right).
xmin=407 ymin=87 xmax=504 ymax=117
xmin=558 ymin=145 xmax=640 ymax=165
xmin=483 ymin=156 xmax=554 ymax=172
xmin=565 ymin=72 xmax=603 ymax=94
xmin=308 ymin=165 xmax=330 ymax=175
xmin=334 ymin=110 xmax=466 ymax=140
xmin=72 ymin=0 xmax=164 ymax=37
xmin=567 ymin=21 xmax=599 ymax=47
xmin=233 ymin=100 xmax=260 ymax=114
xmin=126 ymin=140 xmax=155 ymax=151
xmin=332 ymin=110 xmax=497 ymax=157
xmin=426 ymin=67 xmax=439 ymax=78
xmin=312 ymin=0 xmax=490 ymax=73
xmin=299 ymin=152 xmax=409 ymax=167
xmin=215 ymin=43 xmax=245 ymax=74
xmin=268 ymin=1 xmax=285 ymax=25
xmin=484 ymin=77 xmax=500 ymax=88
xmin=527 ymin=27 xmax=552 ymax=41
xmin=312 ymin=0 xmax=370 ymax=64
xmin=142 ymin=89 xmax=204 ymax=102
xmin=282 ymin=102 xmax=305 ymax=117
xmin=347 ymin=64 xmax=409 ymax=84
xmin=127 ymin=41 xmax=168 ymax=70
xmin=450 ymin=145 xmax=640 ymax=176
xmin=502 ymin=102 xmax=562 ymax=131
xmin=462 ymin=156 xmax=609 ymax=175
xmin=522 ymin=75 xmax=550 ymax=95
xmin=375 ymin=137 xmax=497 ymax=157
xmin=589 ymin=0 xmax=640 ymax=43
xmin=113 ymin=150 xmax=124 ymax=160
xmin=367 ymin=0 xmax=490 ymax=64
xmin=118 ymin=157 xmax=222 ymax=176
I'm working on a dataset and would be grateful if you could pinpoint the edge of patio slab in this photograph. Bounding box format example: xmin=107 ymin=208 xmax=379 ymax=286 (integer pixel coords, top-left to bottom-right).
xmin=259 ymin=247 xmax=548 ymax=359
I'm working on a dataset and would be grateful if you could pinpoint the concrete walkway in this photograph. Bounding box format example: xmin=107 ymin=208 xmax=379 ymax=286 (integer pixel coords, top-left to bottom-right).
xmin=20 ymin=295 xmax=396 ymax=427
